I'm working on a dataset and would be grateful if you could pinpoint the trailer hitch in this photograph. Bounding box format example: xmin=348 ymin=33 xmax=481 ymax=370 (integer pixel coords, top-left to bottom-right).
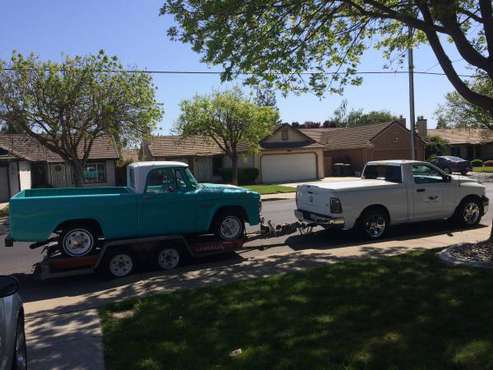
xmin=259 ymin=218 xmax=315 ymax=238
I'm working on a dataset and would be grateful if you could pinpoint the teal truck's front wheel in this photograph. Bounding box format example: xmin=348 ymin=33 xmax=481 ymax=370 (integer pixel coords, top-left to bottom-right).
xmin=60 ymin=226 xmax=98 ymax=257
xmin=213 ymin=211 xmax=245 ymax=241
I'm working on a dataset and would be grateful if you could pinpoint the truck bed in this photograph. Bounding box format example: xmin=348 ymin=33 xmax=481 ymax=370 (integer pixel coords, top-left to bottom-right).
xmin=16 ymin=187 xmax=130 ymax=199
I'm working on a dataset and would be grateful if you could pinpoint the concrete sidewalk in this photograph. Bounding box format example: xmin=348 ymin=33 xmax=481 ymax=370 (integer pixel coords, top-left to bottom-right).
xmin=25 ymin=225 xmax=490 ymax=370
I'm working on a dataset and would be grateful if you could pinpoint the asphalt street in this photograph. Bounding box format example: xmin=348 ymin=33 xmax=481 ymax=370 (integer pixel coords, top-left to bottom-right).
xmin=1 ymin=181 xmax=493 ymax=281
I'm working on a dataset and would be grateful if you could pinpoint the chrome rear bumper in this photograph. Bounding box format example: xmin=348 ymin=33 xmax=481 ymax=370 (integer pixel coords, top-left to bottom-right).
xmin=294 ymin=209 xmax=344 ymax=226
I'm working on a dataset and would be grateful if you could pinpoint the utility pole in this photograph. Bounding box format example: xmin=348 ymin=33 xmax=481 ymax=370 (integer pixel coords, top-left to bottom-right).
xmin=408 ymin=26 xmax=416 ymax=160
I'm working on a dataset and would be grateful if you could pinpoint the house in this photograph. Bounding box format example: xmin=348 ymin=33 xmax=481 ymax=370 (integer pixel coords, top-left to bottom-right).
xmin=427 ymin=128 xmax=493 ymax=160
xmin=0 ymin=134 xmax=119 ymax=202
xmin=143 ymin=119 xmax=425 ymax=184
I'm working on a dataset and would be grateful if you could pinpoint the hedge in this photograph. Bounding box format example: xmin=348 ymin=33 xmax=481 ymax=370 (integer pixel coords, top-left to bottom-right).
xmin=220 ymin=168 xmax=259 ymax=185
xmin=471 ymin=159 xmax=483 ymax=167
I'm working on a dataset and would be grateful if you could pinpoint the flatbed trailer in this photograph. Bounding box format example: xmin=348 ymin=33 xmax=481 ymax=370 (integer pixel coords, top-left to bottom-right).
xmin=29 ymin=219 xmax=315 ymax=279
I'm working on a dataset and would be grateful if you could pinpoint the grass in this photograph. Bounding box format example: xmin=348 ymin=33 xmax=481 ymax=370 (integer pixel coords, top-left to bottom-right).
xmin=473 ymin=166 xmax=493 ymax=173
xmin=100 ymin=251 xmax=493 ymax=370
xmin=0 ymin=205 xmax=8 ymax=218
xmin=242 ymin=184 xmax=295 ymax=194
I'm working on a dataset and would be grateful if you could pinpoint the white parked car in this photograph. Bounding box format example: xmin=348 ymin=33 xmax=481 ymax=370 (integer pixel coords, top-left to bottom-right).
xmin=0 ymin=276 xmax=26 ymax=370
xmin=295 ymin=160 xmax=489 ymax=239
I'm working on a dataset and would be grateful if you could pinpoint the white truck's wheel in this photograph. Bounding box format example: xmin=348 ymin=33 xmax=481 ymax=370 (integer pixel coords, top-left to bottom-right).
xmin=13 ymin=314 xmax=27 ymax=370
xmin=157 ymin=247 xmax=181 ymax=270
xmin=458 ymin=198 xmax=482 ymax=226
xmin=60 ymin=227 xmax=96 ymax=257
xmin=359 ymin=209 xmax=389 ymax=240
xmin=106 ymin=251 xmax=135 ymax=278
xmin=214 ymin=213 xmax=245 ymax=240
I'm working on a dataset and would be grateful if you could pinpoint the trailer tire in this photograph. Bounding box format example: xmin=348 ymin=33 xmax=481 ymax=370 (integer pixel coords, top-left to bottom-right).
xmin=155 ymin=246 xmax=186 ymax=271
xmin=60 ymin=225 xmax=98 ymax=257
xmin=213 ymin=211 xmax=245 ymax=241
xmin=101 ymin=249 xmax=136 ymax=278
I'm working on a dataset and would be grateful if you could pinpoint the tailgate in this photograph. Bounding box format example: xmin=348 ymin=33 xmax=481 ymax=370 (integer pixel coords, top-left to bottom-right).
xmin=296 ymin=184 xmax=332 ymax=215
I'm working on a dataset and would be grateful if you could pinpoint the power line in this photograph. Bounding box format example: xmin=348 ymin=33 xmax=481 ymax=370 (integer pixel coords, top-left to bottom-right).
xmin=0 ymin=67 xmax=479 ymax=78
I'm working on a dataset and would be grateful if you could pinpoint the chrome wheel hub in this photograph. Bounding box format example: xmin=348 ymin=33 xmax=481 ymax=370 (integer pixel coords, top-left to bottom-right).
xmin=220 ymin=216 xmax=242 ymax=239
xmin=463 ymin=202 xmax=480 ymax=224
xmin=63 ymin=229 xmax=94 ymax=256
xmin=109 ymin=254 xmax=133 ymax=277
xmin=158 ymin=248 xmax=180 ymax=270
xmin=365 ymin=215 xmax=386 ymax=238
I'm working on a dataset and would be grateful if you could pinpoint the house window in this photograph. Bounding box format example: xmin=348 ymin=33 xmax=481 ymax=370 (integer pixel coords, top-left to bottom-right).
xmin=83 ymin=162 xmax=106 ymax=184
xmin=450 ymin=147 xmax=461 ymax=156
xmin=212 ymin=155 xmax=223 ymax=176
xmin=281 ymin=128 xmax=289 ymax=141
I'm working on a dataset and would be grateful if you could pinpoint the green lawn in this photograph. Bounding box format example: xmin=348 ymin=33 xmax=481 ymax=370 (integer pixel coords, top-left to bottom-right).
xmin=473 ymin=166 xmax=493 ymax=173
xmin=100 ymin=251 xmax=493 ymax=370
xmin=242 ymin=184 xmax=295 ymax=194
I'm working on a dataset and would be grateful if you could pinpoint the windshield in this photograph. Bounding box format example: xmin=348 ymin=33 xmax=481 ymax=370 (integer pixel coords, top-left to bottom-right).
xmin=362 ymin=165 xmax=402 ymax=183
xmin=442 ymin=156 xmax=464 ymax=162
xmin=184 ymin=168 xmax=200 ymax=189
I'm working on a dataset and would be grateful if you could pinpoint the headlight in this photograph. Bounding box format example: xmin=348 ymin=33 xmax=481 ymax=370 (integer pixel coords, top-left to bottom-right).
xmin=330 ymin=197 xmax=342 ymax=213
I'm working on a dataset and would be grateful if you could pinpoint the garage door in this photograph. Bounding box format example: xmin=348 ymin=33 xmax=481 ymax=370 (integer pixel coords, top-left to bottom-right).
xmin=262 ymin=153 xmax=317 ymax=183
xmin=0 ymin=167 xmax=9 ymax=202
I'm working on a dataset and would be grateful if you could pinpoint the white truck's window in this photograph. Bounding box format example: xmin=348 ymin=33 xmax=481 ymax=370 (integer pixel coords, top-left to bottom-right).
xmin=412 ymin=164 xmax=444 ymax=184
xmin=146 ymin=168 xmax=177 ymax=194
xmin=362 ymin=165 xmax=402 ymax=183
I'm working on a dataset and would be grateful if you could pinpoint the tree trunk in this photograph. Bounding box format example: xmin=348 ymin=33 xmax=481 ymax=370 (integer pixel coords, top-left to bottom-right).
xmin=231 ymin=154 xmax=239 ymax=185
xmin=70 ymin=160 xmax=84 ymax=187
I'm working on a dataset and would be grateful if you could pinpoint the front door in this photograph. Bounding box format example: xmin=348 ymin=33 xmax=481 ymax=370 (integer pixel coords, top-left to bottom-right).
xmin=139 ymin=167 xmax=198 ymax=236
xmin=411 ymin=163 xmax=448 ymax=219
xmin=0 ymin=166 xmax=9 ymax=202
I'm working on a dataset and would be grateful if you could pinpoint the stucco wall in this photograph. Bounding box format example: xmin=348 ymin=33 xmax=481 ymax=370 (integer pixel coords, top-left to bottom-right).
xmin=263 ymin=126 xmax=308 ymax=143
xmin=371 ymin=124 xmax=425 ymax=161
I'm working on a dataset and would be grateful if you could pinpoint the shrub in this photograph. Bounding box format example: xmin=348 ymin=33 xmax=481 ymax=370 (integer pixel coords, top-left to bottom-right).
xmin=220 ymin=168 xmax=259 ymax=185
xmin=471 ymin=159 xmax=483 ymax=167
xmin=484 ymin=160 xmax=493 ymax=167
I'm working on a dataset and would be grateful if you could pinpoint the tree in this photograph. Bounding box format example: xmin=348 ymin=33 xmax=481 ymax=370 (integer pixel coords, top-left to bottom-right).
xmin=255 ymin=87 xmax=277 ymax=108
xmin=0 ymin=51 xmax=162 ymax=186
xmin=436 ymin=73 xmax=493 ymax=129
xmin=435 ymin=115 xmax=449 ymax=129
xmin=162 ymin=1 xmax=493 ymax=119
xmin=329 ymin=99 xmax=398 ymax=127
xmin=425 ymin=136 xmax=450 ymax=159
xmin=177 ymin=88 xmax=278 ymax=184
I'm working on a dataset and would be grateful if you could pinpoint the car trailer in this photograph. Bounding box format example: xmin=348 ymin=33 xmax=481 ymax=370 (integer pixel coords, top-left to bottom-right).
xmin=28 ymin=219 xmax=316 ymax=280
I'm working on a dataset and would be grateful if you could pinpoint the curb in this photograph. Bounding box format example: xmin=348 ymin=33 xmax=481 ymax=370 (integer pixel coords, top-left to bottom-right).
xmin=437 ymin=244 xmax=493 ymax=269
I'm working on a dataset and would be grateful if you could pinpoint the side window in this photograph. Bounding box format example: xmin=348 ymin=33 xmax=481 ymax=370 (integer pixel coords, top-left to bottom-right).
xmin=412 ymin=164 xmax=444 ymax=184
xmin=145 ymin=168 xmax=176 ymax=194
xmin=175 ymin=169 xmax=188 ymax=191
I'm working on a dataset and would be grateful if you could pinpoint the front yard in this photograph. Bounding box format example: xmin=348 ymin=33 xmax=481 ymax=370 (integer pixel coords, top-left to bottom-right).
xmin=242 ymin=184 xmax=295 ymax=194
xmin=101 ymin=250 xmax=493 ymax=370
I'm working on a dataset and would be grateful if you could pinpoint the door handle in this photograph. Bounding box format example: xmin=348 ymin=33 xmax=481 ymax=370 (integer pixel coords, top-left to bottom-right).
xmin=416 ymin=188 xmax=425 ymax=192
xmin=428 ymin=195 xmax=439 ymax=201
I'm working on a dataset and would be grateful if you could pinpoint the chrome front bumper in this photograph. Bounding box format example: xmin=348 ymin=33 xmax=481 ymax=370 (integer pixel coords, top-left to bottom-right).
xmin=294 ymin=209 xmax=345 ymax=226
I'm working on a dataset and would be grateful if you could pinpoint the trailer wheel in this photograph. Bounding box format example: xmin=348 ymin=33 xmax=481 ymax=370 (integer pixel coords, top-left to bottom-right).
xmin=156 ymin=247 xmax=183 ymax=270
xmin=60 ymin=226 xmax=97 ymax=257
xmin=213 ymin=211 xmax=245 ymax=241
xmin=103 ymin=249 xmax=135 ymax=278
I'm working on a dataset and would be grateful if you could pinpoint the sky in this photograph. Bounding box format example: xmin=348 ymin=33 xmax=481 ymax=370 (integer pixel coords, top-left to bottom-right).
xmin=0 ymin=0 xmax=471 ymax=132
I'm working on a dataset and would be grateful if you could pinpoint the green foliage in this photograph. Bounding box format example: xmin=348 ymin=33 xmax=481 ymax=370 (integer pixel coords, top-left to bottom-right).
xmin=0 ymin=51 xmax=163 ymax=185
xmin=330 ymin=99 xmax=398 ymax=127
xmin=176 ymin=88 xmax=278 ymax=184
xmin=436 ymin=72 xmax=493 ymax=129
xmin=220 ymin=167 xmax=259 ymax=185
xmin=243 ymin=184 xmax=295 ymax=194
xmin=161 ymin=0 xmax=493 ymax=120
xmin=426 ymin=136 xmax=450 ymax=159
xmin=471 ymin=159 xmax=483 ymax=167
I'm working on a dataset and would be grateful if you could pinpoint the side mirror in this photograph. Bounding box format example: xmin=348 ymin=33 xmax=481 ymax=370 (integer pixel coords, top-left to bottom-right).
xmin=0 ymin=276 xmax=19 ymax=298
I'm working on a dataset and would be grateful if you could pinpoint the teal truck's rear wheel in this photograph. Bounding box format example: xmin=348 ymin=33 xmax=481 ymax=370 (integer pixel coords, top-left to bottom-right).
xmin=60 ymin=226 xmax=97 ymax=257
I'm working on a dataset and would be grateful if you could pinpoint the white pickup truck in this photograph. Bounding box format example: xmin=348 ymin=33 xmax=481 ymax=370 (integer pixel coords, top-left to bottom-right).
xmin=295 ymin=160 xmax=489 ymax=239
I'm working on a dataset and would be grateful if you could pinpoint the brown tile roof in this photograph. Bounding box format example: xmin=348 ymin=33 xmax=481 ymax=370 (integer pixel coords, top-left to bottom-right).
xmin=0 ymin=134 xmax=119 ymax=162
xmin=300 ymin=121 xmax=400 ymax=150
xmin=428 ymin=128 xmax=493 ymax=145
xmin=147 ymin=136 xmax=250 ymax=158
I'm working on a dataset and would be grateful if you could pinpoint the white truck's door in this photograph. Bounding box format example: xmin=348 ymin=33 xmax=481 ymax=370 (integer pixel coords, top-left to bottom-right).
xmin=409 ymin=163 xmax=448 ymax=219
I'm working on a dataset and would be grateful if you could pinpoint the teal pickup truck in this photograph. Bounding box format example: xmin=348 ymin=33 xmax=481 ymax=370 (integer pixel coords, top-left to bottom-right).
xmin=6 ymin=161 xmax=261 ymax=257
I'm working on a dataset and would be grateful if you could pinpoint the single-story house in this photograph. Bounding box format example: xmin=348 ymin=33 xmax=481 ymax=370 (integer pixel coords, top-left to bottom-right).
xmin=143 ymin=119 xmax=425 ymax=184
xmin=427 ymin=128 xmax=493 ymax=160
xmin=0 ymin=134 xmax=119 ymax=202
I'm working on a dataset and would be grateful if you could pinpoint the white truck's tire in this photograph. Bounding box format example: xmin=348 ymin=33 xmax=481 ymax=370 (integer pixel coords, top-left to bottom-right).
xmin=60 ymin=226 xmax=97 ymax=257
xmin=456 ymin=198 xmax=482 ymax=227
xmin=358 ymin=209 xmax=389 ymax=240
